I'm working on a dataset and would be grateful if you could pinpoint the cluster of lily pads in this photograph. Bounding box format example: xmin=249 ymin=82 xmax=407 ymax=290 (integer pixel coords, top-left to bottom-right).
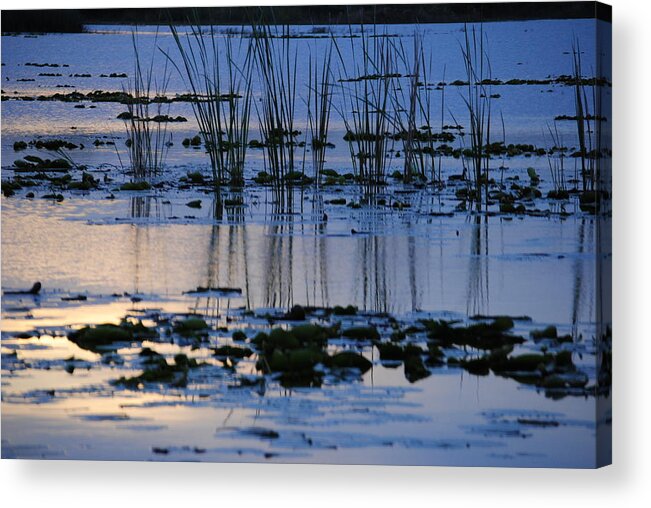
xmin=47 ymin=301 xmax=597 ymax=397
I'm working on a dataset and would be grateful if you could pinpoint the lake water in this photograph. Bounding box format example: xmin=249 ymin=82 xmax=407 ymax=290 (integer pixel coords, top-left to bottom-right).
xmin=1 ymin=19 xmax=611 ymax=466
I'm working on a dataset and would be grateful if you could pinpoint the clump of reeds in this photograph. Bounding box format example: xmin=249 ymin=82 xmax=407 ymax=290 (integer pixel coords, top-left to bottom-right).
xmin=498 ymin=110 xmax=506 ymax=187
xmin=436 ymin=64 xmax=447 ymax=185
xmin=334 ymin=23 xmax=396 ymax=195
xmin=571 ymin=39 xmax=596 ymax=192
xmin=459 ymin=24 xmax=493 ymax=208
xmin=390 ymin=31 xmax=437 ymax=184
xmin=250 ymin=22 xmax=299 ymax=190
xmin=545 ymin=122 xmax=567 ymax=195
xmin=168 ymin=20 xmax=254 ymax=188
xmin=305 ymin=40 xmax=334 ymax=186
xmin=122 ymin=29 xmax=172 ymax=182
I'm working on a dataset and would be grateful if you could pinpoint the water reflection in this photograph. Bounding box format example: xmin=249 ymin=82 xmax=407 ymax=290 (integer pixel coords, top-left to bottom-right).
xmin=466 ymin=214 xmax=490 ymax=317
xmin=259 ymin=197 xmax=297 ymax=309
xmin=571 ymin=218 xmax=587 ymax=338
xmin=120 ymin=203 xmax=602 ymax=321
xmin=1 ymin=196 xmax=600 ymax=325
xmin=307 ymin=192 xmax=329 ymax=308
xmin=189 ymin=205 xmax=248 ymax=323
xmin=130 ymin=196 xmax=153 ymax=219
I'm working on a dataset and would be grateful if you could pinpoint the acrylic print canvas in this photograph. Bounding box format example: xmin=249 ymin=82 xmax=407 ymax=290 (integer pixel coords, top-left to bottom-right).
xmin=0 ymin=2 xmax=612 ymax=467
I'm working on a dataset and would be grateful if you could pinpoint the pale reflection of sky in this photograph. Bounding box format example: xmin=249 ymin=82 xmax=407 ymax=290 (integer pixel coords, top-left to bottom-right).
xmin=1 ymin=195 xmax=597 ymax=325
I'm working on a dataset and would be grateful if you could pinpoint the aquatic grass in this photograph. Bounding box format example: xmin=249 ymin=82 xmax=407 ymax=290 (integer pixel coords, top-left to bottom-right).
xmin=333 ymin=22 xmax=396 ymax=195
xmin=499 ymin=110 xmax=506 ymax=187
xmin=250 ymin=21 xmax=300 ymax=192
xmin=459 ymin=24 xmax=493 ymax=208
xmin=389 ymin=33 xmax=419 ymax=183
xmin=122 ymin=29 xmax=172 ymax=182
xmin=545 ymin=121 xmax=567 ymax=194
xmin=168 ymin=19 xmax=254 ymax=189
xmin=436 ymin=64 xmax=447 ymax=185
xmin=571 ymin=39 xmax=595 ymax=192
xmin=390 ymin=31 xmax=437 ymax=184
xmin=305 ymin=39 xmax=334 ymax=186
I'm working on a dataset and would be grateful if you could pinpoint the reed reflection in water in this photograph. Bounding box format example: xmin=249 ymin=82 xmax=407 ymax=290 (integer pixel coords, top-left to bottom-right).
xmin=122 ymin=197 xmax=598 ymax=322
xmin=1 ymin=195 xmax=598 ymax=325
xmin=466 ymin=214 xmax=490 ymax=317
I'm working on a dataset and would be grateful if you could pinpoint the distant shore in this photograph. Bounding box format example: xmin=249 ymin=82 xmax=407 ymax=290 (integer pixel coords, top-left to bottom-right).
xmin=2 ymin=2 xmax=611 ymax=34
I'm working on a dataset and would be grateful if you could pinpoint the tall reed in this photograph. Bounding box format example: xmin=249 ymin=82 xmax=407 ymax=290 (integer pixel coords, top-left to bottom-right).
xmin=305 ymin=40 xmax=334 ymax=185
xmin=546 ymin=122 xmax=566 ymax=194
xmin=437 ymin=64 xmax=447 ymax=185
xmin=334 ymin=23 xmax=396 ymax=195
xmin=250 ymin=22 xmax=299 ymax=190
xmin=123 ymin=30 xmax=171 ymax=181
xmin=391 ymin=31 xmax=437 ymax=183
xmin=571 ymin=39 xmax=595 ymax=192
xmin=459 ymin=24 xmax=493 ymax=208
xmin=168 ymin=21 xmax=254 ymax=188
